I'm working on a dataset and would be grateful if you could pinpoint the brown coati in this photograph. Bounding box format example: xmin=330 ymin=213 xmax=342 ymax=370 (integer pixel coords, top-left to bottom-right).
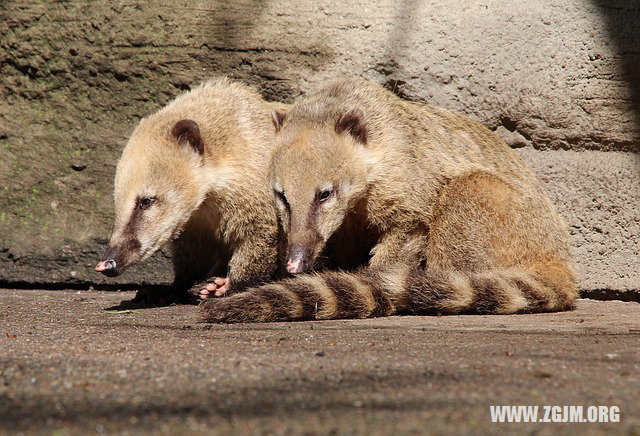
xmin=95 ymin=78 xmax=288 ymax=302
xmin=198 ymin=77 xmax=578 ymax=322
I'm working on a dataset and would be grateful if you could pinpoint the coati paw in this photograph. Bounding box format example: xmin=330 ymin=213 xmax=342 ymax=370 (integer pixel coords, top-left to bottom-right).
xmin=198 ymin=277 xmax=231 ymax=299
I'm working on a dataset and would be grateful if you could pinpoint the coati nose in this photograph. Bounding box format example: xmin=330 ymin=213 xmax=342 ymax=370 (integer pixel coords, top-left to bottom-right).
xmin=95 ymin=259 xmax=118 ymax=276
xmin=286 ymin=245 xmax=310 ymax=274
xmin=96 ymin=247 xmax=120 ymax=277
xmin=287 ymin=258 xmax=304 ymax=274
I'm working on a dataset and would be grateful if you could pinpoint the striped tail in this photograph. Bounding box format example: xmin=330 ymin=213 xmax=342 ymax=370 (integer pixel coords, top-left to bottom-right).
xmin=197 ymin=265 xmax=577 ymax=323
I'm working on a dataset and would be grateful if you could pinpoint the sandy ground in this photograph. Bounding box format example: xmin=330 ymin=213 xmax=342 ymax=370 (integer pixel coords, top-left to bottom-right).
xmin=1 ymin=289 xmax=639 ymax=435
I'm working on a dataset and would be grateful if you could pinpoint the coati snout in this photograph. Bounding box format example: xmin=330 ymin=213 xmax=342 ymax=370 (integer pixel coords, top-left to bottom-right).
xmin=95 ymin=239 xmax=141 ymax=277
xmin=278 ymin=185 xmax=337 ymax=274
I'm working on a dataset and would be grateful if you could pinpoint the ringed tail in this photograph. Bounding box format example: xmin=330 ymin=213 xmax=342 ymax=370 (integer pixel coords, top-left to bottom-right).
xmin=197 ymin=265 xmax=577 ymax=323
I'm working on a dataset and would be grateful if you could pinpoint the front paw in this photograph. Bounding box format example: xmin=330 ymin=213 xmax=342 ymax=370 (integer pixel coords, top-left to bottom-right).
xmin=189 ymin=277 xmax=231 ymax=300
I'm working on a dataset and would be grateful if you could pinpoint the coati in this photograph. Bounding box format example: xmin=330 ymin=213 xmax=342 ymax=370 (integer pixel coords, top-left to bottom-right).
xmin=198 ymin=77 xmax=578 ymax=322
xmin=95 ymin=78 xmax=288 ymax=301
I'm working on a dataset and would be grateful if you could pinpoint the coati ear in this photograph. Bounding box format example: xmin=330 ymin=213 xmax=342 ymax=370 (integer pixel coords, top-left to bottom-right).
xmin=171 ymin=119 xmax=204 ymax=155
xmin=271 ymin=109 xmax=286 ymax=133
xmin=335 ymin=109 xmax=367 ymax=144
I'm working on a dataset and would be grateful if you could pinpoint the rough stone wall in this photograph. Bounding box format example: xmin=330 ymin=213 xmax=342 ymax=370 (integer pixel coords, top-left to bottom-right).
xmin=0 ymin=1 xmax=638 ymax=295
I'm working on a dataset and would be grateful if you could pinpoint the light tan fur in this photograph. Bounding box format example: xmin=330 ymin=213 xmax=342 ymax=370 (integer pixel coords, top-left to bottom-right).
xmin=101 ymin=78 xmax=288 ymax=301
xmin=198 ymin=77 xmax=577 ymax=322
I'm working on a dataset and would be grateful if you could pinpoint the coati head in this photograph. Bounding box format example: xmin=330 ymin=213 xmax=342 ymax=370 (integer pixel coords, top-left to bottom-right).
xmin=270 ymin=108 xmax=371 ymax=274
xmin=95 ymin=118 xmax=208 ymax=276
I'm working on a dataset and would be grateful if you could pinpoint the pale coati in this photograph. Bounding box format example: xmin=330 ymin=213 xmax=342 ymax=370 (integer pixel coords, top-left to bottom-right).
xmin=95 ymin=78 xmax=288 ymax=301
xmin=198 ymin=77 xmax=578 ymax=322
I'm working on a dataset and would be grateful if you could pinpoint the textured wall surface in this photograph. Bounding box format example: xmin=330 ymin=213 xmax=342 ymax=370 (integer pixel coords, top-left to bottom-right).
xmin=0 ymin=1 xmax=638 ymax=295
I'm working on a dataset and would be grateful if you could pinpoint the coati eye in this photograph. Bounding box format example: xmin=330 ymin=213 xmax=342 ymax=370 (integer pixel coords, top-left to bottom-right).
xmin=138 ymin=196 xmax=156 ymax=210
xmin=317 ymin=189 xmax=333 ymax=203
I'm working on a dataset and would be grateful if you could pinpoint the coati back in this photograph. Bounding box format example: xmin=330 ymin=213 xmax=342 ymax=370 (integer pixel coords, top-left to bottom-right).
xmin=96 ymin=78 xmax=287 ymax=301
xmin=198 ymin=77 xmax=578 ymax=322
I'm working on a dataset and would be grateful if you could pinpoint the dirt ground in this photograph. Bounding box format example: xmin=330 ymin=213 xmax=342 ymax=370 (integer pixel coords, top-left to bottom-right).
xmin=1 ymin=289 xmax=639 ymax=435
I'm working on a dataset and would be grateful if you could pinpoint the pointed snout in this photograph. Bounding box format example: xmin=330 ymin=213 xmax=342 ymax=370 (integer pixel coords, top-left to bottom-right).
xmin=286 ymin=244 xmax=311 ymax=274
xmin=95 ymin=246 xmax=120 ymax=277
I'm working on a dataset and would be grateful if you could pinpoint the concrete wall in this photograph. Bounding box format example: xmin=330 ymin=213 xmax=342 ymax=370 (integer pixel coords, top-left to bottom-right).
xmin=0 ymin=1 xmax=638 ymax=296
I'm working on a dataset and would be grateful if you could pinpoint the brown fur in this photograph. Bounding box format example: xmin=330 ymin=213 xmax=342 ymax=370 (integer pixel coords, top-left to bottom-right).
xmin=198 ymin=78 xmax=577 ymax=321
xmin=101 ymin=78 xmax=288 ymax=300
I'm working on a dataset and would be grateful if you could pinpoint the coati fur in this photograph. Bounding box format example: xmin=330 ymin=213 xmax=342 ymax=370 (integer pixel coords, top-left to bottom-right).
xmin=198 ymin=77 xmax=578 ymax=322
xmin=96 ymin=78 xmax=288 ymax=301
